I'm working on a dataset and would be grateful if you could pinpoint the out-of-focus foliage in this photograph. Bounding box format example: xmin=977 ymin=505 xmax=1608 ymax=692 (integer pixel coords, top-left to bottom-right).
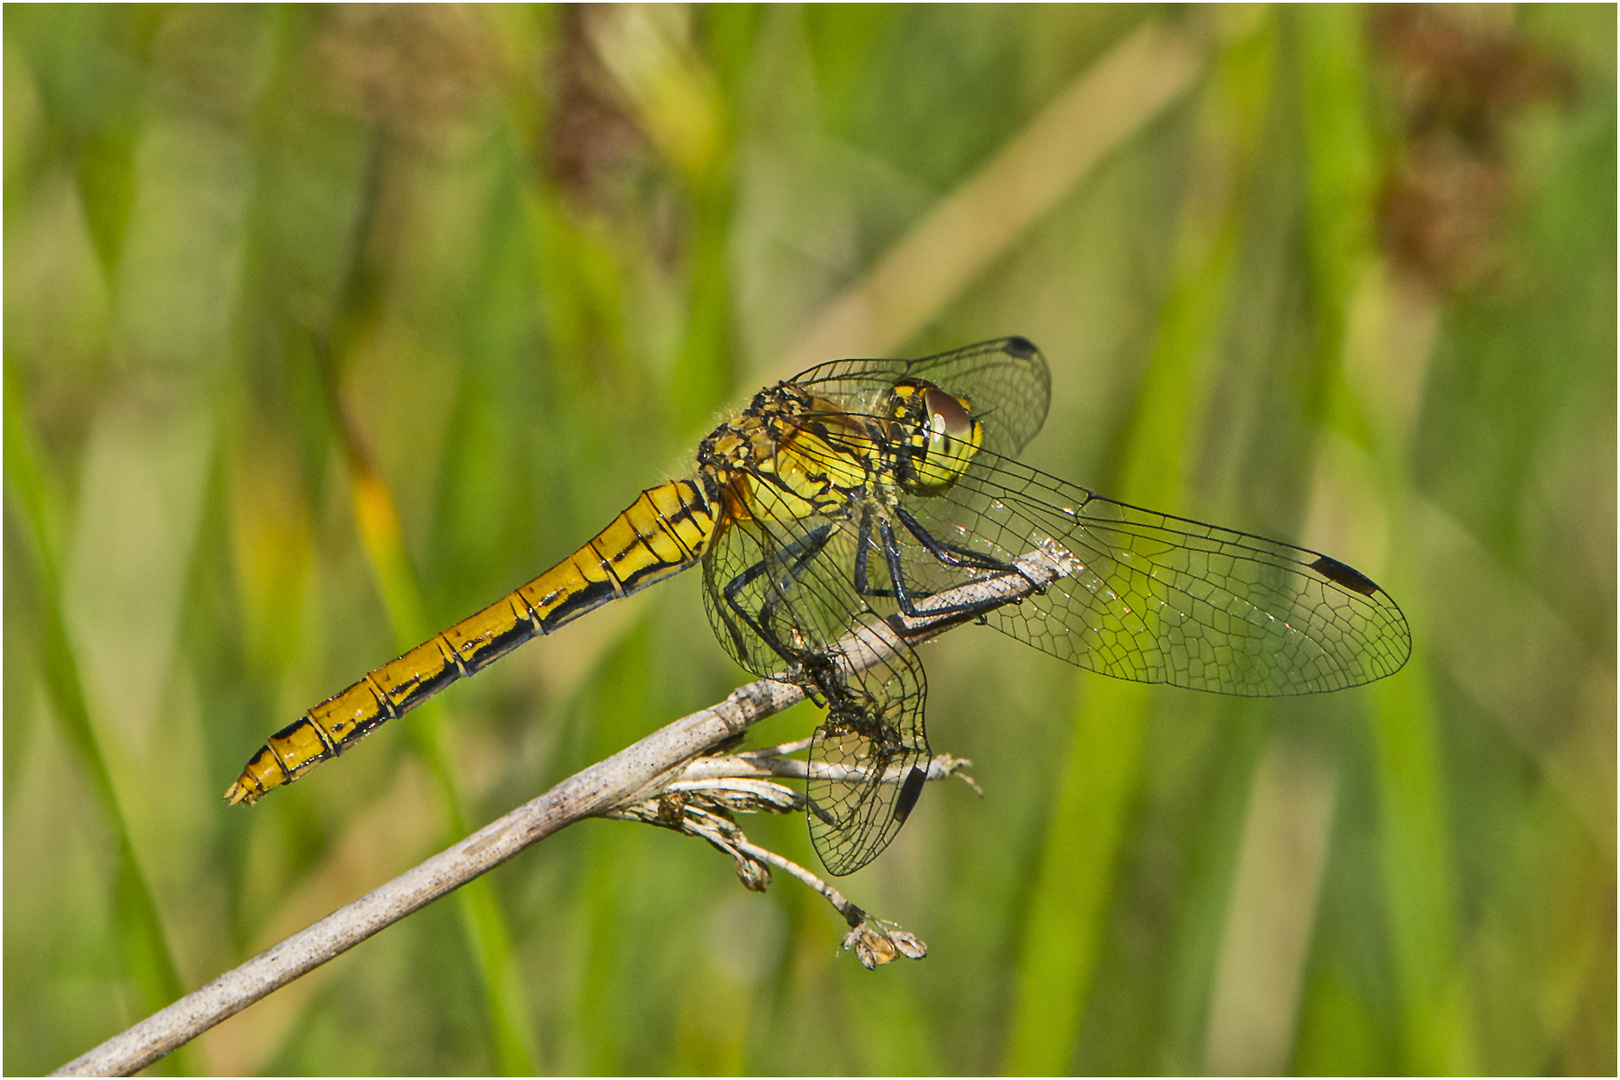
xmin=5 ymin=5 xmax=1612 ymax=1075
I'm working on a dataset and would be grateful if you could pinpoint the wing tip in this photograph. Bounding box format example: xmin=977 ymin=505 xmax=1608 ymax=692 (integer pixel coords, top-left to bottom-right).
xmin=1001 ymin=335 xmax=1040 ymax=359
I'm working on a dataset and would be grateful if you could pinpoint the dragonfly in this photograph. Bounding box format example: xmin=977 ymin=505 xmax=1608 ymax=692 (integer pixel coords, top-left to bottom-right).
xmin=227 ymin=338 xmax=1411 ymax=875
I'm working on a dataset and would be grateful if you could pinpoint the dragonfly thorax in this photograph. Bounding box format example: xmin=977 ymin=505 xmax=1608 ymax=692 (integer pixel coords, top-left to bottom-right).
xmin=697 ymin=382 xmax=872 ymax=526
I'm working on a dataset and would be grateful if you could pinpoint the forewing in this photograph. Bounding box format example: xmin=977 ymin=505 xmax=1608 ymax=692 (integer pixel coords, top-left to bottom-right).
xmin=787 ymin=337 xmax=1052 ymax=459
xmin=894 ymin=450 xmax=1413 ymax=695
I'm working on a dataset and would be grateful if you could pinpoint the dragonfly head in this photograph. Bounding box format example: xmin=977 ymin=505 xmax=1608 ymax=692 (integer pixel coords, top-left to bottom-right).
xmin=889 ymin=379 xmax=984 ymax=495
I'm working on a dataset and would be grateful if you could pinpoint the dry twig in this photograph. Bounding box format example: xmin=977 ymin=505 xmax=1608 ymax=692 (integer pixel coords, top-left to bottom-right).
xmin=54 ymin=549 xmax=1071 ymax=1077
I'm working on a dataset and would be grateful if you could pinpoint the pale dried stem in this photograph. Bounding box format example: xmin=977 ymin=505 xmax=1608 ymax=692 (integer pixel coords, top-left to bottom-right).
xmin=54 ymin=550 xmax=1068 ymax=1077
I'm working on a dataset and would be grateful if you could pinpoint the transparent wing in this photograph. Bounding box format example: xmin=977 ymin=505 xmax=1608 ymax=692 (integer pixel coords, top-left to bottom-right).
xmin=897 ymin=447 xmax=1412 ymax=694
xmin=786 ymin=336 xmax=1052 ymax=460
xmin=803 ymin=622 xmax=930 ymax=877
xmin=700 ymin=470 xmax=931 ymax=877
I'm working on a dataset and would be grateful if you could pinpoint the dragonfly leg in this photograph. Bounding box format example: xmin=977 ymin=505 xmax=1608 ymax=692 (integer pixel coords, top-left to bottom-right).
xmin=851 ymin=507 xmax=1035 ymax=621
xmin=894 ymin=506 xmax=1046 ymax=619
xmin=850 ymin=510 xmax=930 ymax=605
xmin=892 ymin=504 xmax=1014 ymax=575
xmin=851 ymin=510 xmax=880 ymax=597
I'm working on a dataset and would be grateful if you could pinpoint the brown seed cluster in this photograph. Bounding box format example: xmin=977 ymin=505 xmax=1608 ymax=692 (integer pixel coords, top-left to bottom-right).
xmin=1372 ymin=6 xmax=1573 ymax=292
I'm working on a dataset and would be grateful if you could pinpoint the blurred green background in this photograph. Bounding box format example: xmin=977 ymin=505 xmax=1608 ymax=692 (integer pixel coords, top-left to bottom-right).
xmin=5 ymin=4 xmax=1613 ymax=1075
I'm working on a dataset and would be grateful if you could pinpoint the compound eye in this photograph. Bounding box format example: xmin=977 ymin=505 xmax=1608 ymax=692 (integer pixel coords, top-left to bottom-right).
xmin=924 ymin=388 xmax=974 ymax=441
xmin=898 ymin=385 xmax=983 ymax=495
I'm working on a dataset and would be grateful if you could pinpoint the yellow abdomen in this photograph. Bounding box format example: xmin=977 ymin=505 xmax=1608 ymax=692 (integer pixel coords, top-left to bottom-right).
xmin=226 ymin=477 xmax=718 ymax=805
